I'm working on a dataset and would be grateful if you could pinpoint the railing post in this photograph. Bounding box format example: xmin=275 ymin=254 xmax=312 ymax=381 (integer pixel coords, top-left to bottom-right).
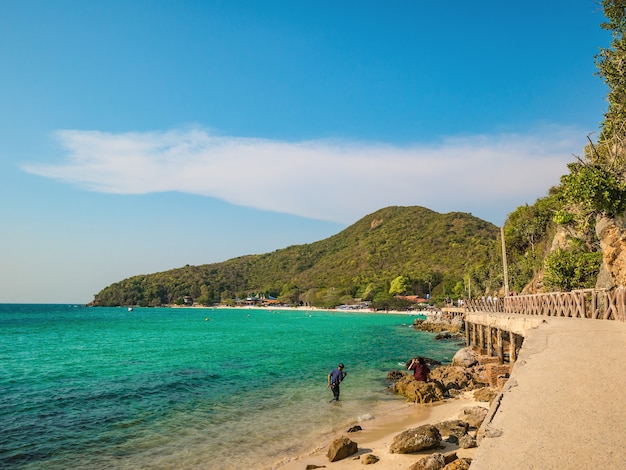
xmin=509 ymin=333 xmax=518 ymax=362
xmin=496 ymin=328 xmax=504 ymax=364
xmin=615 ymin=286 xmax=626 ymax=321
xmin=478 ymin=324 xmax=485 ymax=352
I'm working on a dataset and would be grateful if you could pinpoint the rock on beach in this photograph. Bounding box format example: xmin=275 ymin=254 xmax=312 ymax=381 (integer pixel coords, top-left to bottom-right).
xmin=326 ymin=436 xmax=358 ymax=462
xmin=389 ymin=424 xmax=441 ymax=454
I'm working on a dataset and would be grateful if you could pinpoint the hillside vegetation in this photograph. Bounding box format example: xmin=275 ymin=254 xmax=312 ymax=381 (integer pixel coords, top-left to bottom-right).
xmin=91 ymin=206 xmax=501 ymax=308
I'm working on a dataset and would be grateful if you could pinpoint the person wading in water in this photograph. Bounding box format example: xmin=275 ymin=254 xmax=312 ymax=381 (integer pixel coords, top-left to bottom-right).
xmin=327 ymin=363 xmax=347 ymax=402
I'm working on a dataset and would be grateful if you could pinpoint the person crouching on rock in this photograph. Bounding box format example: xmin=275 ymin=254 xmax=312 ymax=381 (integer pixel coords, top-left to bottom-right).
xmin=408 ymin=357 xmax=430 ymax=382
xmin=328 ymin=363 xmax=347 ymax=401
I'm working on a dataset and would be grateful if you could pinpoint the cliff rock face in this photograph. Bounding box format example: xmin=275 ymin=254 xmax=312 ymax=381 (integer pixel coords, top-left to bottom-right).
xmin=596 ymin=214 xmax=626 ymax=288
xmin=521 ymin=217 xmax=626 ymax=294
xmin=521 ymin=225 xmax=576 ymax=294
xmin=521 ymin=272 xmax=543 ymax=294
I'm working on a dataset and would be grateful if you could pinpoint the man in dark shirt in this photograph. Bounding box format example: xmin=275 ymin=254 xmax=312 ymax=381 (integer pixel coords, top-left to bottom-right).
xmin=408 ymin=357 xmax=430 ymax=381
xmin=327 ymin=363 xmax=347 ymax=401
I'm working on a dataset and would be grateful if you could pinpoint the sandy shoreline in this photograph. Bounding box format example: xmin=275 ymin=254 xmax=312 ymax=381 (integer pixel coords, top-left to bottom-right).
xmin=169 ymin=304 xmax=427 ymax=316
xmin=275 ymin=393 xmax=483 ymax=470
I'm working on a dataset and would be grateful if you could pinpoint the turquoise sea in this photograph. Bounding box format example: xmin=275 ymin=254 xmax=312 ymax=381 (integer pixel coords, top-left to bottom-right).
xmin=0 ymin=304 xmax=463 ymax=469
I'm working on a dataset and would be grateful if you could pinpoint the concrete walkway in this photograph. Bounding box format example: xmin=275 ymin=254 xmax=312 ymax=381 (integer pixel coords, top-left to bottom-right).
xmin=470 ymin=315 xmax=626 ymax=469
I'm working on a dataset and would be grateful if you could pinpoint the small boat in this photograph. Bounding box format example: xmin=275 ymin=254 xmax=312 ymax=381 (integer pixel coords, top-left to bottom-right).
xmin=128 ymin=307 xmax=133 ymax=312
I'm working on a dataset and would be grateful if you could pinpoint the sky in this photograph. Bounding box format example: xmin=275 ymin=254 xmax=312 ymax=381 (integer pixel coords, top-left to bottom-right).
xmin=0 ymin=0 xmax=612 ymax=303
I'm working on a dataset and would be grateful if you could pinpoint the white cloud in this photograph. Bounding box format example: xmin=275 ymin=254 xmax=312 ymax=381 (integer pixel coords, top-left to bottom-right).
xmin=22 ymin=126 xmax=585 ymax=225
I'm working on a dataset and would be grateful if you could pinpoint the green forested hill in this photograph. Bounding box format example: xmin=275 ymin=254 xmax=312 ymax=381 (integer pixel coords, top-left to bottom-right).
xmin=91 ymin=206 xmax=501 ymax=307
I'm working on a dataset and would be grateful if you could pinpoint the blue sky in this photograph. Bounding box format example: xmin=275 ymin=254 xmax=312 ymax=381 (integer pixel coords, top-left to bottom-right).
xmin=0 ymin=1 xmax=610 ymax=303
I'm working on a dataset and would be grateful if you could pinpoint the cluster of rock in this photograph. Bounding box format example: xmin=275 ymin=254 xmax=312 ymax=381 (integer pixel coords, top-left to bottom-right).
xmin=389 ymin=348 xmax=499 ymax=404
xmin=392 ymin=408 xmax=487 ymax=470
xmin=411 ymin=312 xmax=465 ymax=340
xmin=323 ymin=405 xmax=488 ymax=469
xmin=317 ymin=347 xmax=503 ymax=468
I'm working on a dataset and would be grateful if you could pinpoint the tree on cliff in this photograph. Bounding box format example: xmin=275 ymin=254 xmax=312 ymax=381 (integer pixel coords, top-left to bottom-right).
xmin=545 ymin=0 xmax=626 ymax=290
xmin=595 ymin=0 xmax=626 ymax=163
xmin=501 ymin=1 xmax=626 ymax=293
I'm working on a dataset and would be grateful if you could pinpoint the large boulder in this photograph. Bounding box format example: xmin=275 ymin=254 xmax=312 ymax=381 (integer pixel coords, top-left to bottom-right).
xmin=473 ymin=386 xmax=498 ymax=403
xmin=409 ymin=451 xmax=471 ymax=470
xmin=443 ymin=458 xmax=472 ymax=469
xmin=458 ymin=434 xmax=477 ymax=449
xmin=391 ymin=375 xmax=446 ymax=403
xmin=434 ymin=420 xmax=469 ymax=439
xmin=386 ymin=369 xmax=406 ymax=381
xmin=413 ymin=315 xmax=464 ymax=334
xmin=451 ymin=348 xmax=478 ymax=368
xmin=326 ymin=436 xmax=358 ymax=462
xmin=407 ymin=452 xmax=446 ymax=470
xmin=458 ymin=406 xmax=489 ymax=429
xmin=389 ymin=424 xmax=441 ymax=454
xmin=429 ymin=365 xmax=475 ymax=391
xmin=361 ymin=453 xmax=379 ymax=464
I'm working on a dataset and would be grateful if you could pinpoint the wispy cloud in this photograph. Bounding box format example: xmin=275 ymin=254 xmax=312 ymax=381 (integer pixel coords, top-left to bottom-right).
xmin=22 ymin=126 xmax=585 ymax=225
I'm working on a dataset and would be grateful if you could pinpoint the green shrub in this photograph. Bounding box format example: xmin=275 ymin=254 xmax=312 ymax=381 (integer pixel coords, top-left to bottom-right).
xmin=543 ymin=248 xmax=603 ymax=291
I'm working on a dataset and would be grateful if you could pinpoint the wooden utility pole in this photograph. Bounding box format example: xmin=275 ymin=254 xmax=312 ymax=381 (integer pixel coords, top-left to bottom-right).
xmin=501 ymin=226 xmax=509 ymax=296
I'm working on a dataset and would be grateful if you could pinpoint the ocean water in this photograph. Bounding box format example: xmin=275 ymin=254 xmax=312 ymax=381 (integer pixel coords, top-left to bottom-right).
xmin=0 ymin=304 xmax=463 ymax=469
